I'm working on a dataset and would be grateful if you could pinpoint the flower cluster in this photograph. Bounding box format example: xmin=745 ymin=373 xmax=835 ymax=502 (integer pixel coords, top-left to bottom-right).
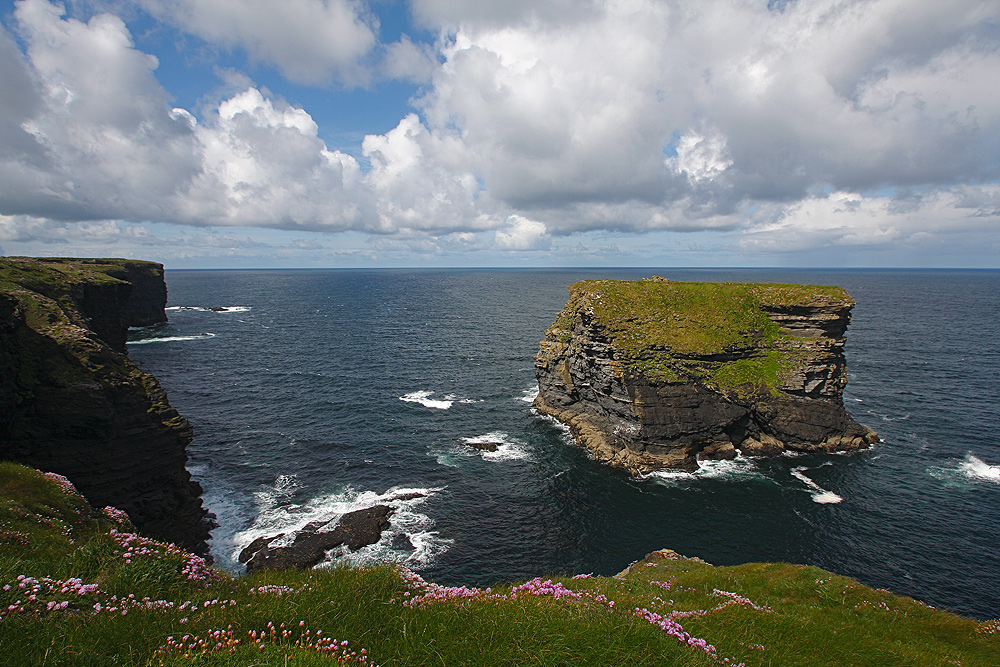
xmin=854 ymin=599 xmax=893 ymax=613
xmin=711 ymin=589 xmax=773 ymax=613
xmin=0 ymin=574 xmax=178 ymax=619
xmin=634 ymin=607 xmax=722 ymax=656
xmin=153 ymin=623 xmax=377 ymax=665
xmin=101 ymin=506 xmax=133 ymax=529
xmin=249 ymin=584 xmax=305 ymax=596
xmin=108 ymin=530 xmax=222 ymax=586
xmin=977 ymin=619 xmax=1000 ymax=636
xmin=41 ymin=472 xmax=77 ymax=495
xmin=510 ymin=578 xmax=582 ymax=601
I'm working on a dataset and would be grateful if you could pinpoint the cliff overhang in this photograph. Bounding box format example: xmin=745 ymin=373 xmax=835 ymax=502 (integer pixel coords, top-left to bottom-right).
xmin=534 ymin=277 xmax=878 ymax=474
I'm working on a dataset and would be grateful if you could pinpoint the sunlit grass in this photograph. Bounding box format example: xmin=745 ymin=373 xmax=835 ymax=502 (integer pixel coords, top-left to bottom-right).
xmin=2 ymin=463 xmax=997 ymax=666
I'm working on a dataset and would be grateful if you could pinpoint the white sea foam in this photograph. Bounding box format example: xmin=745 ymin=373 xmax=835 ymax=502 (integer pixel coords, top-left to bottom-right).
xmin=229 ymin=476 xmax=449 ymax=570
xmin=519 ymin=385 xmax=539 ymax=403
xmin=647 ymin=455 xmax=764 ymax=485
xmin=400 ymin=390 xmax=454 ymax=409
xmin=126 ymin=333 xmax=216 ymax=345
xmin=399 ymin=390 xmax=479 ymax=409
xmin=462 ymin=432 xmax=532 ymax=462
xmin=166 ymin=305 xmax=250 ymax=312
xmin=790 ymin=466 xmax=843 ymax=504
xmin=930 ymin=453 xmax=1000 ymax=487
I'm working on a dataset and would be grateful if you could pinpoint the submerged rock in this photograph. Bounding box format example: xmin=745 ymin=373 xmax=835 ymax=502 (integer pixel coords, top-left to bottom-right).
xmin=462 ymin=440 xmax=501 ymax=452
xmin=534 ymin=277 xmax=878 ymax=474
xmin=241 ymin=505 xmax=394 ymax=572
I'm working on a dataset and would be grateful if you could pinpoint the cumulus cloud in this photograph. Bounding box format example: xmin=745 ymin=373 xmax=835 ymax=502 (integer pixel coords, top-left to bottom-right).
xmin=136 ymin=0 xmax=378 ymax=85
xmin=0 ymin=0 xmax=371 ymax=233
xmin=1 ymin=0 xmax=999 ymax=262
xmin=737 ymin=187 xmax=1000 ymax=255
xmin=494 ymin=215 xmax=550 ymax=250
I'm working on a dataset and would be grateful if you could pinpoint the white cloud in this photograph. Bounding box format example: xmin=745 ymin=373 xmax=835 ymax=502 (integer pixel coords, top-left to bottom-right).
xmin=184 ymin=87 xmax=370 ymax=230
xmin=362 ymin=113 xmax=492 ymax=234
xmin=1 ymin=0 xmax=999 ymax=264
xmin=136 ymin=0 xmax=378 ymax=85
xmin=494 ymin=215 xmax=549 ymax=250
xmin=0 ymin=1 xmax=372 ymax=232
xmin=737 ymin=187 xmax=1000 ymax=256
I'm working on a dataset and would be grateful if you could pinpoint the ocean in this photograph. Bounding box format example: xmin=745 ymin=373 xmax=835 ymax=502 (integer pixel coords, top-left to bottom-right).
xmin=126 ymin=268 xmax=1000 ymax=620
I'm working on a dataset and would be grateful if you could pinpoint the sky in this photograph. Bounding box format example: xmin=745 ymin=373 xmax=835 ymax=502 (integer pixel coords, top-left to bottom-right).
xmin=0 ymin=0 xmax=998 ymax=269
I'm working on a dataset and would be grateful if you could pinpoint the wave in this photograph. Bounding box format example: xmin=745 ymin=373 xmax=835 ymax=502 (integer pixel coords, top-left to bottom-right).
xmin=166 ymin=305 xmax=250 ymax=312
xmin=437 ymin=431 xmax=533 ymax=465
xmin=930 ymin=453 xmax=1000 ymax=488
xmin=790 ymin=466 xmax=843 ymax=504
xmin=400 ymin=390 xmax=480 ymax=410
xmin=126 ymin=333 xmax=216 ymax=345
xmin=228 ymin=476 xmax=449 ymax=570
xmin=647 ymin=455 xmax=765 ymax=485
xmin=519 ymin=385 xmax=539 ymax=403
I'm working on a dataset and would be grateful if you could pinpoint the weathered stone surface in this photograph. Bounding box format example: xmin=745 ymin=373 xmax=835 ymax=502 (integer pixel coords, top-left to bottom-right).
xmin=534 ymin=278 xmax=878 ymax=474
xmin=241 ymin=505 xmax=394 ymax=572
xmin=0 ymin=257 xmax=212 ymax=555
xmin=462 ymin=440 xmax=501 ymax=452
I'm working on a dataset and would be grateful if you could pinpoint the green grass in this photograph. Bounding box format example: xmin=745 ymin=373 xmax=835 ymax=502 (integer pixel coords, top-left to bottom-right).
xmin=551 ymin=278 xmax=851 ymax=394
xmin=1 ymin=463 xmax=997 ymax=666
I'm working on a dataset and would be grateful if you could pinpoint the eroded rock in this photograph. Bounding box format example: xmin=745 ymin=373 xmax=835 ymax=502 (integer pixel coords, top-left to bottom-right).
xmin=534 ymin=278 xmax=878 ymax=474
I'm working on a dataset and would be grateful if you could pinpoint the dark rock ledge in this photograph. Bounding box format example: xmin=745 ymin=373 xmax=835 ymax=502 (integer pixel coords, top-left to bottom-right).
xmin=239 ymin=491 xmax=426 ymax=572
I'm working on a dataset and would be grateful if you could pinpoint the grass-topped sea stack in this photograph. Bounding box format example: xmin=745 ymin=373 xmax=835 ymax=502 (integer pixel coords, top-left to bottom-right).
xmin=534 ymin=277 xmax=878 ymax=474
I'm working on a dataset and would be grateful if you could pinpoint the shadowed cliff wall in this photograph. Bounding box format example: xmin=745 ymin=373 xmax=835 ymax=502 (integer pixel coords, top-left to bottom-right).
xmin=0 ymin=257 xmax=211 ymax=555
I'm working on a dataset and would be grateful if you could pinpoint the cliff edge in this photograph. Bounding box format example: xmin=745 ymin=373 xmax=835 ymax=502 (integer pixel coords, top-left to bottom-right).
xmin=0 ymin=257 xmax=212 ymax=555
xmin=534 ymin=277 xmax=878 ymax=473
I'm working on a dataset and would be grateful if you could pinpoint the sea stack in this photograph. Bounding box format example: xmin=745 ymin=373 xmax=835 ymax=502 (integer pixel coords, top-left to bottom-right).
xmin=0 ymin=257 xmax=213 ymax=555
xmin=533 ymin=277 xmax=878 ymax=474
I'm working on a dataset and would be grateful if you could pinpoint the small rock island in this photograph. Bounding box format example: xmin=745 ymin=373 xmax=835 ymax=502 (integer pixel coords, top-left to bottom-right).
xmin=534 ymin=277 xmax=878 ymax=474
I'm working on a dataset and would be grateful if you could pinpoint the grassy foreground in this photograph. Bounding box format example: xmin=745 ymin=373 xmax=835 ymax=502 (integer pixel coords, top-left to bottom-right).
xmin=1 ymin=462 xmax=997 ymax=667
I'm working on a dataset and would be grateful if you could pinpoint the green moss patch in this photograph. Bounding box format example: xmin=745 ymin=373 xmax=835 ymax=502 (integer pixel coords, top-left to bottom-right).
xmin=560 ymin=278 xmax=852 ymax=395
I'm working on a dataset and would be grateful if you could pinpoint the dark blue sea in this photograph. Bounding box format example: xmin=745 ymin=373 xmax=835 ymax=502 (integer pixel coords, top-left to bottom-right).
xmin=126 ymin=268 xmax=1000 ymax=620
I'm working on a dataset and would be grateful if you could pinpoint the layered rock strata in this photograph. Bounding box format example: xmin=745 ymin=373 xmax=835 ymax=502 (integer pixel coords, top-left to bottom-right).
xmin=0 ymin=257 xmax=212 ymax=555
xmin=534 ymin=277 xmax=878 ymax=474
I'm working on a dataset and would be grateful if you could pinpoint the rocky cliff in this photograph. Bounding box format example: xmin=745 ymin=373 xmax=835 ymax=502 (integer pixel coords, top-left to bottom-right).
xmin=534 ymin=277 xmax=878 ymax=474
xmin=0 ymin=257 xmax=212 ymax=555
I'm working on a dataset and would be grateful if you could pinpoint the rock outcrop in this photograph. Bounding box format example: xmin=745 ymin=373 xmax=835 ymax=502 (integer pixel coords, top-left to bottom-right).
xmin=239 ymin=505 xmax=394 ymax=573
xmin=534 ymin=277 xmax=878 ymax=474
xmin=0 ymin=257 xmax=212 ymax=555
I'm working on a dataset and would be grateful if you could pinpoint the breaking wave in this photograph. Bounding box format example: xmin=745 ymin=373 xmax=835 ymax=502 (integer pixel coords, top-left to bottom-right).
xmin=227 ymin=475 xmax=449 ymax=571
xmin=399 ymin=390 xmax=480 ymax=410
xmin=930 ymin=453 xmax=1000 ymax=488
xmin=166 ymin=306 xmax=251 ymax=312
xmin=126 ymin=333 xmax=216 ymax=345
xmin=791 ymin=465 xmax=843 ymax=504
xmin=648 ymin=455 xmax=764 ymax=485
xmin=434 ymin=431 xmax=533 ymax=466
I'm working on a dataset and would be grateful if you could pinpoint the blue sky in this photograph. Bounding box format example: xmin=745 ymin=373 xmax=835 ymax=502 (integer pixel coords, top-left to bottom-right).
xmin=1 ymin=0 xmax=998 ymax=268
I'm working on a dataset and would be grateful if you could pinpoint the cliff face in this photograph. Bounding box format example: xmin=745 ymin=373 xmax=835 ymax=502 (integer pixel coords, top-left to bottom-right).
xmin=0 ymin=257 xmax=212 ymax=555
xmin=534 ymin=277 xmax=878 ymax=474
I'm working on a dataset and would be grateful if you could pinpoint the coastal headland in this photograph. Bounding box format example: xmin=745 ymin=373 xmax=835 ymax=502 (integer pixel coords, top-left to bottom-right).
xmin=534 ymin=277 xmax=878 ymax=474
xmin=0 ymin=256 xmax=212 ymax=555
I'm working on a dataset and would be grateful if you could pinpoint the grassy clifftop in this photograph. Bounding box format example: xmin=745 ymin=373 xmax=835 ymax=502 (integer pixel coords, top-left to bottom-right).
xmin=1 ymin=462 xmax=997 ymax=666
xmin=551 ymin=277 xmax=853 ymax=392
